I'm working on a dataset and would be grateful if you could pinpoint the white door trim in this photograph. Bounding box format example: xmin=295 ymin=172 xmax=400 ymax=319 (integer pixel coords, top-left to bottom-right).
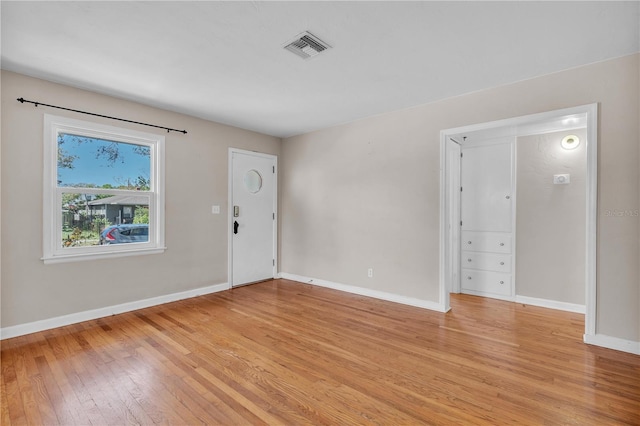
xmin=439 ymin=103 xmax=598 ymax=337
xmin=228 ymin=148 xmax=278 ymax=288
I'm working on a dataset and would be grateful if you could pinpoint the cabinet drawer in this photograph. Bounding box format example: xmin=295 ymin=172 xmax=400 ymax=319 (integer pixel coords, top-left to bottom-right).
xmin=462 ymin=231 xmax=511 ymax=253
xmin=462 ymin=269 xmax=511 ymax=296
xmin=462 ymin=251 xmax=511 ymax=273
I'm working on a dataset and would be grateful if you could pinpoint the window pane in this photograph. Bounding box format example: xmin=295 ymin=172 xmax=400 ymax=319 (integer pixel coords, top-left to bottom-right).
xmin=61 ymin=192 xmax=150 ymax=248
xmin=57 ymin=133 xmax=151 ymax=189
xmin=44 ymin=114 xmax=165 ymax=262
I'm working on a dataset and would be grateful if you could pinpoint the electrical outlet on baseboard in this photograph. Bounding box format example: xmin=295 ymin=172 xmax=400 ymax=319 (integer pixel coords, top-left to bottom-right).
xmin=367 ymin=268 xmax=374 ymax=278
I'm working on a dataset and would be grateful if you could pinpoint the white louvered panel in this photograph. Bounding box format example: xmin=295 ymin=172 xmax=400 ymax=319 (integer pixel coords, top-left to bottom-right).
xmin=283 ymin=31 xmax=331 ymax=60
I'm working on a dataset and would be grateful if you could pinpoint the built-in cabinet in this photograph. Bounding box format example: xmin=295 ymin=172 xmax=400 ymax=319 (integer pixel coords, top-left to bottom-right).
xmin=461 ymin=230 xmax=512 ymax=297
xmin=460 ymin=138 xmax=515 ymax=300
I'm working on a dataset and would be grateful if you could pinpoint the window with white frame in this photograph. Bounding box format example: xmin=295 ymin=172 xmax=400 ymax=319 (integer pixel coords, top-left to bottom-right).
xmin=43 ymin=114 xmax=165 ymax=263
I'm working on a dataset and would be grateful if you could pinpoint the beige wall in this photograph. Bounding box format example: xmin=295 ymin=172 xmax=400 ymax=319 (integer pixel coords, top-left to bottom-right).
xmin=516 ymin=129 xmax=587 ymax=304
xmin=1 ymin=70 xmax=281 ymax=328
xmin=2 ymin=55 xmax=638 ymax=345
xmin=282 ymin=54 xmax=639 ymax=342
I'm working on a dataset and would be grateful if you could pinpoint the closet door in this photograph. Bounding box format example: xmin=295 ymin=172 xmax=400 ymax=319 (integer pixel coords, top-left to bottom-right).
xmin=461 ymin=142 xmax=513 ymax=232
xmin=460 ymin=139 xmax=514 ymax=299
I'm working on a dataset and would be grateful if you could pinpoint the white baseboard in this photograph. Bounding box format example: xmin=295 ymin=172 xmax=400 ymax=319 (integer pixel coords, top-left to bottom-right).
xmin=0 ymin=282 xmax=229 ymax=340
xmin=515 ymin=295 xmax=586 ymax=314
xmin=462 ymin=289 xmax=515 ymax=303
xmin=280 ymin=272 xmax=448 ymax=313
xmin=584 ymin=333 xmax=640 ymax=355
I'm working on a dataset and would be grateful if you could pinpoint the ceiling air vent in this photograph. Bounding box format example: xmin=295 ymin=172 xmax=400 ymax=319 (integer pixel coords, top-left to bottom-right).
xmin=283 ymin=31 xmax=331 ymax=60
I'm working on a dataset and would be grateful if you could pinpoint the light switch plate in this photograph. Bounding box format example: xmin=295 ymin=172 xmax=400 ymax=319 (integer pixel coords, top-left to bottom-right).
xmin=553 ymin=174 xmax=570 ymax=184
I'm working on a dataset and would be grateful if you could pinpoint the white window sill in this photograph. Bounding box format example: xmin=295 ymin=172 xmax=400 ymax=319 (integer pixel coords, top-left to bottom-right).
xmin=42 ymin=247 xmax=167 ymax=264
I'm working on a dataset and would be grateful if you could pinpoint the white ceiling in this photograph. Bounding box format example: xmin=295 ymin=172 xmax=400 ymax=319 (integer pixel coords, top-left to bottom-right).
xmin=2 ymin=1 xmax=639 ymax=138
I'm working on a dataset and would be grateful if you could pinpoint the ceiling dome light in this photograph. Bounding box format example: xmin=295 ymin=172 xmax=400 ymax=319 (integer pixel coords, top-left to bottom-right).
xmin=561 ymin=135 xmax=580 ymax=150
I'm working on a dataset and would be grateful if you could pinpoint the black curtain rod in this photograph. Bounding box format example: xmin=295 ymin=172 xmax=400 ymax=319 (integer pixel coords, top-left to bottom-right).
xmin=17 ymin=97 xmax=187 ymax=134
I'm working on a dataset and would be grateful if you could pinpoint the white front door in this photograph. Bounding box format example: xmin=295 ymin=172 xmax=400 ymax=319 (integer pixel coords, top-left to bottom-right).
xmin=229 ymin=149 xmax=277 ymax=287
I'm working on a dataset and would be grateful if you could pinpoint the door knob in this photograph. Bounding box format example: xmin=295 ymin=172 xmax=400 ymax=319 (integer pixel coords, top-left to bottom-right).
xmin=234 ymin=221 xmax=239 ymax=234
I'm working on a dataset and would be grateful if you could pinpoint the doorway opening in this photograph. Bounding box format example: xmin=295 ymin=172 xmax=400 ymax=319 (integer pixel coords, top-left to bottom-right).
xmin=440 ymin=104 xmax=598 ymax=340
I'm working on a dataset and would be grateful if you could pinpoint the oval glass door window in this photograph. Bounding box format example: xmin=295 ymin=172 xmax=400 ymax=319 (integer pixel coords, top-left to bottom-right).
xmin=244 ymin=169 xmax=263 ymax=193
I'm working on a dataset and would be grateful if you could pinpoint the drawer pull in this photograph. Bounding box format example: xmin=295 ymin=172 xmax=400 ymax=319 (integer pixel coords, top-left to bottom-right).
xmin=467 ymin=258 xmax=472 ymax=262
xmin=499 ymin=242 xmax=504 ymax=246
xmin=500 ymin=262 xmax=505 ymax=265
xmin=499 ymin=281 xmax=505 ymax=284
xmin=467 ymin=241 xmax=472 ymax=244
xmin=467 ymin=276 xmax=472 ymax=280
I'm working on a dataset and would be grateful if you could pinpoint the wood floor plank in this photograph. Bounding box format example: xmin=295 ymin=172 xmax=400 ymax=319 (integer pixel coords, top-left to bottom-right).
xmin=49 ymin=332 xmax=109 ymax=426
xmin=66 ymin=323 xmax=149 ymax=425
xmin=97 ymin=320 xmax=204 ymax=425
xmin=2 ymin=279 xmax=639 ymax=425
xmin=186 ymin=314 xmax=420 ymax=424
xmin=8 ymin=339 xmax=46 ymax=426
xmin=1 ymin=348 xmax=27 ymax=425
xmin=0 ymin=368 xmax=11 ymax=426
xmin=222 ymin=307 xmax=479 ymax=423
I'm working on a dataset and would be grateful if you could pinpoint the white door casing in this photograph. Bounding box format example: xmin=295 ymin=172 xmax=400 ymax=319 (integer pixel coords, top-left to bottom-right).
xmin=440 ymin=103 xmax=598 ymax=341
xmin=446 ymin=138 xmax=461 ymax=293
xmin=229 ymin=149 xmax=277 ymax=287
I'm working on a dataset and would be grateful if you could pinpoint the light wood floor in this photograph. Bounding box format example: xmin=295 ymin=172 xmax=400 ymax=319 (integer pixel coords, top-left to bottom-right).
xmin=2 ymin=279 xmax=639 ymax=425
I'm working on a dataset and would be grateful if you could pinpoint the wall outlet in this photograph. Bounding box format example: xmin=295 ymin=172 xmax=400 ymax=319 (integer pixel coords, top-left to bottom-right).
xmin=212 ymin=205 xmax=221 ymax=214
xmin=367 ymin=268 xmax=374 ymax=278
